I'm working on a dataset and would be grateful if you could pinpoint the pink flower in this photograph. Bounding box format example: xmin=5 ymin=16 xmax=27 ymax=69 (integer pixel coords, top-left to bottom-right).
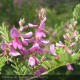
xmin=50 ymin=44 xmax=59 ymax=59
xmin=10 ymin=27 xmax=20 ymax=38
xmin=13 ymin=37 xmax=22 ymax=49
xmin=28 ymin=56 xmax=35 ymax=66
xmin=20 ymin=47 xmax=28 ymax=55
xmin=22 ymin=32 xmax=33 ymax=38
xmin=66 ymin=49 xmax=73 ymax=54
xmin=30 ymin=43 xmax=43 ymax=54
xmin=71 ymin=30 xmax=77 ymax=39
xmin=66 ymin=63 xmax=73 ymax=71
xmin=56 ymin=41 xmax=65 ymax=48
xmin=10 ymin=27 xmax=22 ymax=49
xmin=9 ymin=47 xmax=21 ymax=56
xmin=70 ymin=42 xmax=76 ymax=47
xmin=28 ymin=56 xmax=40 ymax=66
xmin=28 ymin=23 xmax=38 ymax=28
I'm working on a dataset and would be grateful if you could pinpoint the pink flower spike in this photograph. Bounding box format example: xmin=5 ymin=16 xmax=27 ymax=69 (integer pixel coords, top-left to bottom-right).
xmin=10 ymin=27 xmax=20 ymax=38
xmin=28 ymin=23 xmax=38 ymax=28
xmin=9 ymin=48 xmax=21 ymax=56
xmin=70 ymin=42 xmax=76 ymax=47
xmin=71 ymin=30 xmax=77 ymax=39
xmin=22 ymin=32 xmax=33 ymax=38
xmin=50 ymin=44 xmax=57 ymax=56
xmin=66 ymin=63 xmax=73 ymax=71
xmin=28 ymin=56 xmax=35 ymax=66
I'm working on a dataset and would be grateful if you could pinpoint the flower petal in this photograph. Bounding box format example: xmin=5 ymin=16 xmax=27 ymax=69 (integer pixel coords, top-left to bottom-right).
xmin=28 ymin=23 xmax=38 ymax=28
xmin=28 ymin=56 xmax=35 ymax=66
xmin=10 ymin=27 xmax=20 ymax=38
xmin=50 ymin=44 xmax=57 ymax=56
xmin=9 ymin=48 xmax=21 ymax=56
xmin=39 ymin=21 xmax=45 ymax=30
xmin=66 ymin=63 xmax=73 ymax=71
xmin=22 ymin=32 xmax=33 ymax=38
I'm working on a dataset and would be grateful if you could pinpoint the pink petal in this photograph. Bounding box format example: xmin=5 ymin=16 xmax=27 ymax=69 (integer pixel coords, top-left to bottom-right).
xmin=28 ymin=56 xmax=35 ymax=66
xmin=56 ymin=41 xmax=65 ymax=47
xmin=71 ymin=30 xmax=77 ymax=39
xmin=50 ymin=44 xmax=57 ymax=56
xmin=66 ymin=63 xmax=73 ymax=71
xmin=41 ymin=40 xmax=49 ymax=44
xmin=20 ymin=47 xmax=28 ymax=55
xmin=22 ymin=32 xmax=33 ymax=38
xmin=10 ymin=27 xmax=20 ymax=38
xmin=39 ymin=21 xmax=45 ymax=30
xmin=9 ymin=48 xmax=21 ymax=56
xmin=70 ymin=42 xmax=76 ymax=47
xmin=17 ymin=39 xmax=22 ymax=49
xmin=28 ymin=23 xmax=38 ymax=28
xmin=13 ymin=39 xmax=18 ymax=49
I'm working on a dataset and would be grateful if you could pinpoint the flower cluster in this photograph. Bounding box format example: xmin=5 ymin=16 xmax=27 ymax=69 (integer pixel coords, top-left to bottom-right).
xmin=50 ymin=20 xmax=78 ymax=71
xmin=0 ymin=8 xmax=49 ymax=75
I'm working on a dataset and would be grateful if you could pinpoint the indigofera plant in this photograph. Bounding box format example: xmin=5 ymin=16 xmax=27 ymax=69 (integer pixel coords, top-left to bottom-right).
xmin=0 ymin=5 xmax=80 ymax=78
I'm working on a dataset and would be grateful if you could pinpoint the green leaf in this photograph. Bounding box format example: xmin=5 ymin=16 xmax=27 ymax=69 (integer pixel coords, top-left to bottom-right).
xmin=72 ymin=53 xmax=80 ymax=62
xmin=59 ymin=52 xmax=72 ymax=64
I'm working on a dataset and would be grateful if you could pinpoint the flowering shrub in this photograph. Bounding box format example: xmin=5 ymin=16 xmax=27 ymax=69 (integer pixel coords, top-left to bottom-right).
xmin=0 ymin=4 xmax=80 ymax=79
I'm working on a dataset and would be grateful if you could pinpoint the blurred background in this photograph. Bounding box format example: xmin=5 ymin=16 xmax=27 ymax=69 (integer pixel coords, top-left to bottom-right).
xmin=0 ymin=0 xmax=80 ymax=43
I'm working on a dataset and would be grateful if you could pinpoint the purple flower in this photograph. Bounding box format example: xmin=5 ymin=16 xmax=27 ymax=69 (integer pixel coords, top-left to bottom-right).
xmin=56 ymin=41 xmax=65 ymax=48
xmin=13 ymin=37 xmax=22 ymax=49
xmin=71 ymin=30 xmax=77 ymax=39
xmin=22 ymin=32 xmax=33 ymax=38
xmin=63 ymin=33 xmax=70 ymax=40
xmin=9 ymin=47 xmax=21 ymax=56
xmin=70 ymin=42 xmax=76 ymax=47
xmin=50 ymin=44 xmax=59 ymax=58
xmin=66 ymin=63 xmax=73 ymax=71
xmin=20 ymin=47 xmax=28 ymax=55
xmin=10 ymin=27 xmax=22 ymax=49
xmin=10 ymin=27 xmax=20 ymax=38
xmin=66 ymin=49 xmax=73 ymax=54
xmin=28 ymin=56 xmax=40 ymax=66
xmin=28 ymin=23 xmax=38 ymax=28
xmin=21 ymin=36 xmax=28 ymax=46
xmin=28 ymin=56 xmax=35 ymax=66
xmin=30 ymin=43 xmax=43 ymax=54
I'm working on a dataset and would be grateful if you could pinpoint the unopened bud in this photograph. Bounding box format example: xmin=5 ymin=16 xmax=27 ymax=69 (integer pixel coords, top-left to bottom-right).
xmin=19 ymin=18 xmax=25 ymax=27
xmin=39 ymin=8 xmax=46 ymax=21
